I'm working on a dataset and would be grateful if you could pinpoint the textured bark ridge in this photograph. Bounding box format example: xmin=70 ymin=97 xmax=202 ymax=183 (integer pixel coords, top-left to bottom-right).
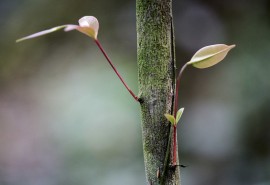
xmin=136 ymin=0 xmax=180 ymax=184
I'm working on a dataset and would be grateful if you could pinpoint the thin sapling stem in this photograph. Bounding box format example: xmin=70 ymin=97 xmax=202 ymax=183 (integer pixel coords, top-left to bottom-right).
xmin=174 ymin=63 xmax=188 ymax=118
xmin=172 ymin=63 xmax=188 ymax=166
xmin=94 ymin=39 xmax=139 ymax=102
xmin=172 ymin=124 xmax=177 ymax=167
xmin=166 ymin=44 xmax=235 ymax=166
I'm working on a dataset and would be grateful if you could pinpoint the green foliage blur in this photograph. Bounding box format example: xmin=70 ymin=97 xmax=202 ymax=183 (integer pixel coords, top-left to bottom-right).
xmin=0 ymin=0 xmax=269 ymax=185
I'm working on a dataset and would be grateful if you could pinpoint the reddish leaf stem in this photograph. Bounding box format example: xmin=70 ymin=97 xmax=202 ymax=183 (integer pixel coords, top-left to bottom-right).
xmin=173 ymin=125 xmax=177 ymax=166
xmin=172 ymin=63 xmax=188 ymax=166
xmin=94 ymin=39 xmax=138 ymax=102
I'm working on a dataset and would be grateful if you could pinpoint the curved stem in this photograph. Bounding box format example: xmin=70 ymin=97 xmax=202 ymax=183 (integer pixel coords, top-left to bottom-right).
xmin=173 ymin=63 xmax=188 ymax=118
xmin=172 ymin=63 xmax=188 ymax=166
xmin=94 ymin=39 xmax=139 ymax=102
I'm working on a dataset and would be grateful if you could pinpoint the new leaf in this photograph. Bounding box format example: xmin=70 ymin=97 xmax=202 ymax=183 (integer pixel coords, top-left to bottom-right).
xmin=164 ymin=114 xmax=175 ymax=125
xmin=176 ymin=108 xmax=184 ymax=125
xmin=187 ymin=44 xmax=235 ymax=69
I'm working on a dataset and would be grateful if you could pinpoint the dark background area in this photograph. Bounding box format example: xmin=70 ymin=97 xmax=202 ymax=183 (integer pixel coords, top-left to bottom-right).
xmin=0 ymin=0 xmax=269 ymax=185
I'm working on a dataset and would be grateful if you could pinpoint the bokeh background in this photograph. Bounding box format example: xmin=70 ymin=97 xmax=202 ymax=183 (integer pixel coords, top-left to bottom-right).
xmin=0 ymin=0 xmax=269 ymax=185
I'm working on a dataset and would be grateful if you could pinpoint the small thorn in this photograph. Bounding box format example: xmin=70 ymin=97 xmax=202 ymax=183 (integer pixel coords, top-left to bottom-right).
xmin=169 ymin=164 xmax=188 ymax=169
xmin=180 ymin=165 xmax=188 ymax=168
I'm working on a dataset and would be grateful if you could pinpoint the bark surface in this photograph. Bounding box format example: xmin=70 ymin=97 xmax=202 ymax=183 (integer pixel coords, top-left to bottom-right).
xmin=136 ymin=0 xmax=180 ymax=184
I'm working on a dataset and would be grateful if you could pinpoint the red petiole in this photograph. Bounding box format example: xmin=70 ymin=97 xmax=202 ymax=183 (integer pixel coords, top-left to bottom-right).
xmin=94 ymin=39 xmax=139 ymax=102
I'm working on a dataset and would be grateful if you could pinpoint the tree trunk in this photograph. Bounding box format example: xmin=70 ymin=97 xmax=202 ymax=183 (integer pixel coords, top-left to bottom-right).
xmin=136 ymin=0 xmax=180 ymax=184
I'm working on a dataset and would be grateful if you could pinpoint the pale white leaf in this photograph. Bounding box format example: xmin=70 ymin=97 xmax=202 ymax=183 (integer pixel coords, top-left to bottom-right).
xmin=187 ymin=44 xmax=235 ymax=69
xmin=78 ymin=16 xmax=99 ymax=39
xmin=16 ymin=25 xmax=67 ymax=42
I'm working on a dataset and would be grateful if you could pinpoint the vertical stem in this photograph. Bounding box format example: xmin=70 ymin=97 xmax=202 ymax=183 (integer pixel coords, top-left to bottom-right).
xmin=94 ymin=39 xmax=138 ymax=102
xmin=173 ymin=125 xmax=177 ymax=166
xmin=173 ymin=63 xmax=188 ymax=118
xmin=172 ymin=63 xmax=188 ymax=166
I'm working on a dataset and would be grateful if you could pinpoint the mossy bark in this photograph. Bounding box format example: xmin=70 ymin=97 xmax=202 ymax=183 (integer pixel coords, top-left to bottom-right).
xmin=136 ymin=0 xmax=180 ymax=184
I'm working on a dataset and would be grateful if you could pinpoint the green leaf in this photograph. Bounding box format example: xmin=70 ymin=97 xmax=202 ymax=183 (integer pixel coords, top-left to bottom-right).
xmin=176 ymin=108 xmax=184 ymax=125
xmin=164 ymin=114 xmax=175 ymax=125
xmin=187 ymin=44 xmax=235 ymax=69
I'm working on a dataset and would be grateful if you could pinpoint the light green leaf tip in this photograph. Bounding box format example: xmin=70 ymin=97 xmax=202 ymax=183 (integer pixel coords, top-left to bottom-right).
xmin=187 ymin=44 xmax=235 ymax=69
xmin=164 ymin=114 xmax=175 ymax=125
xmin=176 ymin=108 xmax=184 ymax=125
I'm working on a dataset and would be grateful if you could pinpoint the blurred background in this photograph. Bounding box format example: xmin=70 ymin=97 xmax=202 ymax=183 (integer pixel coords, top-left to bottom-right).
xmin=0 ymin=0 xmax=269 ymax=185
